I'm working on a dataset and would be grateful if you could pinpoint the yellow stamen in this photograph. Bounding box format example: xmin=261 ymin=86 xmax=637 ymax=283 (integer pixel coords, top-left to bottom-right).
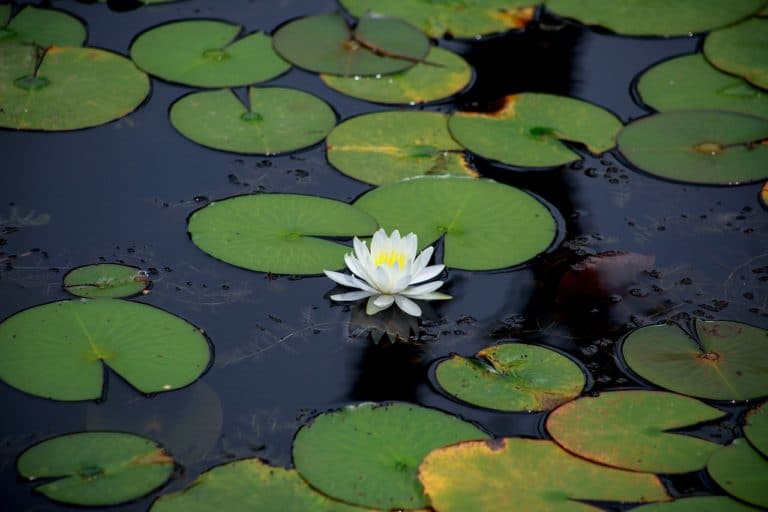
xmin=374 ymin=250 xmax=406 ymax=268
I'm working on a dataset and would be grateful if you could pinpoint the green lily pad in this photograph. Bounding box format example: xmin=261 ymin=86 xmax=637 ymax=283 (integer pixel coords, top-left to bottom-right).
xmin=745 ymin=402 xmax=768 ymax=457
xmin=0 ymin=5 xmax=86 ymax=47
xmin=17 ymin=432 xmax=173 ymax=506
xmin=448 ymin=93 xmax=622 ymax=168
xmin=321 ymin=46 xmax=472 ymax=105
xmin=292 ymin=402 xmax=489 ymax=510
xmin=0 ymin=299 xmax=211 ymax=401
xmin=272 ymin=13 xmax=428 ymax=76
xmin=354 ymin=176 xmax=558 ymax=270
xmin=546 ymin=390 xmax=726 ymax=473
xmin=0 ymin=45 xmax=150 ymax=131
xmin=187 ymin=194 xmax=378 ymax=275
xmin=150 ymin=458 xmax=371 ymax=512
xmin=340 ymin=0 xmax=536 ymax=38
xmin=434 ymin=343 xmax=586 ymax=412
xmin=545 ymin=0 xmax=766 ymax=36
xmin=637 ymin=54 xmax=768 ymax=119
xmin=170 ymin=87 xmax=336 ymax=155
xmin=130 ymin=20 xmax=289 ymax=87
xmin=419 ymin=438 xmax=670 ymax=511
xmin=704 ymin=17 xmax=768 ymax=91
xmin=632 ymin=496 xmax=761 ymax=512
xmin=327 ymin=111 xmax=475 ymax=185
xmin=617 ymin=111 xmax=768 ymax=185
xmin=621 ymin=320 xmax=768 ymax=401
xmin=63 ymin=263 xmax=149 ymax=299
xmin=708 ymin=438 xmax=768 ymax=508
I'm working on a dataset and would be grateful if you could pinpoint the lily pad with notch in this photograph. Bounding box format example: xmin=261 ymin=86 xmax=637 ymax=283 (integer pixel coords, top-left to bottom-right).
xmin=632 ymin=496 xmax=760 ymax=512
xmin=63 ymin=263 xmax=149 ymax=299
xmin=745 ymin=402 xmax=768 ymax=457
xmin=704 ymin=17 xmax=768 ymax=91
xmin=0 ymin=4 xmax=86 ymax=47
xmin=707 ymin=438 xmax=768 ymax=508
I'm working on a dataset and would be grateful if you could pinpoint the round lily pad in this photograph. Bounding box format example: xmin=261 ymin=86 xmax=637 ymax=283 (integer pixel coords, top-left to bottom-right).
xmin=704 ymin=17 xmax=768 ymax=90
xmin=272 ymin=14 xmax=428 ymax=76
xmin=0 ymin=5 xmax=86 ymax=47
xmin=17 ymin=432 xmax=173 ymax=506
xmin=0 ymin=45 xmax=150 ymax=131
xmin=545 ymin=0 xmax=766 ymax=36
xmin=0 ymin=299 xmax=211 ymax=401
xmin=292 ymin=402 xmax=489 ymax=510
xmin=636 ymin=54 xmax=768 ymax=119
xmin=151 ymin=458 xmax=370 ymax=512
xmin=321 ymin=46 xmax=472 ymax=105
xmin=63 ymin=264 xmax=149 ymax=299
xmin=617 ymin=111 xmax=768 ymax=185
xmin=745 ymin=402 xmax=768 ymax=457
xmin=621 ymin=320 xmax=768 ymax=401
xmin=419 ymin=438 xmax=669 ymax=511
xmin=187 ymin=194 xmax=378 ymax=275
xmin=546 ymin=390 xmax=726 ymax=473
xmin=170 ymin=87 xmax=336 ymax=155
xmin=448 ymin=93 xmax=622 ymax=168
xmin=130 ymin=20 xmax=289 ymax=88
xmin=340 ymin=0 xmax=536 ymax=38
xmin=708 ymin=438 xmax=768 ymax=508
xmin=354 ymin=177 xmax=558 ymax=270
xmin=632 ymin=496 xmax=761 ymax=512
xmin=327 ymin=111 xmax=475 ymax=185
xmin=434 ymin=343 xmax=586 ymax=412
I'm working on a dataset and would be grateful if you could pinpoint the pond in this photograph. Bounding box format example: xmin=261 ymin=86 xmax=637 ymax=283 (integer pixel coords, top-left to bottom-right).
xmin=1 ymin=0 xmax=767 ymax=510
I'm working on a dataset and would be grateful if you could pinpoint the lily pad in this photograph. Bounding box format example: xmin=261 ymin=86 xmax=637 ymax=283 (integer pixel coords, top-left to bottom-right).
xmin=0 ymin=5 xmax=86 ymax=47
xmin=354 ymin=176 xmax=558 ymax=270
xmin=0 ymin=45 xmax=150 ymax=131
xmin=320 ymin=46 xmax=472 ymax=105
xmin=170 ymin=87 xmax=336 ymax=155
xmin=187 ymin=194 xmax=378 ymax=275
xmin=0 ymin=299 xmax=211 ymax=401
xmin=546 ymin=390 xmax=726 ymax=473
xmin=545 ymin=0 xmax=766 ymax=36
xmin=419 ymin=438 xmax=669 ymax=511
xmin=708 ymin=438 xmax=768 ymax=508
xmin=130 ymin=20 xmax=289 ymax=87
xmin=621 ymin=320 xmax=768 ymax=401
xmin=704 ymin=17 xmax=768 ymax=91
xmin=17 ymin=432 xmax=173 ymax=506
xmin=340 ymin=0 xmax=536 ymax=38
xmin=448 ymin=93 xmax=622 ymax=168
xmin=632 ymin=496 xmax=760 ymax=512
xmin=762 ymin=181 xmax=768 ymax=209
xmin=327 ymin=111 xmax=475 ymax=185
xmin=63 ymin=263 xmax=149 ymax=299
xmin=434 ymin=343 xmax=586 ymax=412
xmin=292 ymin=402 xmax=489 ymax=509
xmin=745 ymin=402 xmax=768 ymax=457
xmin=617 ymin=111 xmax=768 ymax=185
xmin=636 ymin=54 xmax=768 ymax=119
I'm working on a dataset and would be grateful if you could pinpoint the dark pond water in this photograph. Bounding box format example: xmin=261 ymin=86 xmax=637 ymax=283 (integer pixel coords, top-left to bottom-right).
xmin=1 ymin=1 xmax=767 ymax=510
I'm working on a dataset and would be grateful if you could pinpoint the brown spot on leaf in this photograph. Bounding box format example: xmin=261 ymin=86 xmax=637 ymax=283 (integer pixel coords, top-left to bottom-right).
xmin=485 ymin=438 xmax=507 ymax=452
xmin=131 ymin=448 xmax=173 ymax=466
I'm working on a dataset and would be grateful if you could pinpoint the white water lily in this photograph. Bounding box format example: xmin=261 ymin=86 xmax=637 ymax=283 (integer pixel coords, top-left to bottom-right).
xmin=324 ymin=228 xmax=451 ymax=317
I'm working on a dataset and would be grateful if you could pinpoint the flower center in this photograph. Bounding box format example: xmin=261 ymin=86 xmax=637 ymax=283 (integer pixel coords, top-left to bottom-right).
xmin=373 ymin=250 xmax=406 ymax=268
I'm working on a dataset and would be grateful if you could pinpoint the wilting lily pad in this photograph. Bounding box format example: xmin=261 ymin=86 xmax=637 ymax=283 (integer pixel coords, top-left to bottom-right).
xmin=188 ymin=194 xmax=378 ymax=275
xmin=17 ymin=432 xmax=173 ymax=506
xmin=545 ymin=0 xmax=766 ymax=36
xmin=354 ymin=177 xmax=558 ymax=270
xmin=0 ymin=45 xmax=150 ymax=131
xmin=704 ymin=17 xmax=768 ymax=90
xmin=435 ymin=343 xmax=586 ymax=412
xmin=546 ymin=390 xmax=725 ymax=473
xmin=708 ymin=438 xmax=768 ymax=508
xmin=327 ymin=111 xmax=475 ymax=185
xmin=340 ymin=0 xmax=536 ymax=38
xmin=130 ymin=20 xmax=289 ymax=87
xmin=617 ymin=111 xmax=768 ymax=185
xmin=151 ymin=458 xmax=370 ymax=512
xmin=419 ymin=438 xmax=669 ymax=511
xmin=321 ymin=46 xmax=472 ymax=105
xmin=637 ymin=54 xmax=768 ymax=119
xmin=170 ymin=87 xmax=336 ymax=155
xmin=0 ymin=5 xmax=86 ymax=47
xmin=745 ymin=402 xmax=768 ymax=457
xmin=0 ymin=299 xmax=210 ymax=401
xmin=449 ymin=93 xmax=622 ymax=168
xmin=63 ymin=263 xmax=149 ymax=299
xmin=632 ymin=496 xmax=760 ymax=512
xmin=272 ymin=14 xmax=428 ymax=76
xmin=621 ymin=320 xmax=768 ymax=401
xmin=292 ymin=402 xmax=488 ymax=509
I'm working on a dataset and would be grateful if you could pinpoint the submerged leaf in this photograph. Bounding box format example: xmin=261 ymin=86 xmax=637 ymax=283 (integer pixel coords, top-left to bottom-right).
xmin=64 ymin=263 xmax=149 ymax=299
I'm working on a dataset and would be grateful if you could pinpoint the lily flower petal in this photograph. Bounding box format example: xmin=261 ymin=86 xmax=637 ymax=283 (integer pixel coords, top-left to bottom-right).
xmin=323 ymin=270 xmax=376 ymax=292
xmin=373 ymin=294 xmax=395 ymax=308
xmin=402 ymin=281 xmax=445 ymax=297
xmin=367 ymin=295 xmax=394 ymax=315
xmin=331 ymin=290 xmax=376 ymax=301
xmin=395 ymin=295 xmax=422 ymax=317
xmin=410 ymin=264 xmax=444 ymax=285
